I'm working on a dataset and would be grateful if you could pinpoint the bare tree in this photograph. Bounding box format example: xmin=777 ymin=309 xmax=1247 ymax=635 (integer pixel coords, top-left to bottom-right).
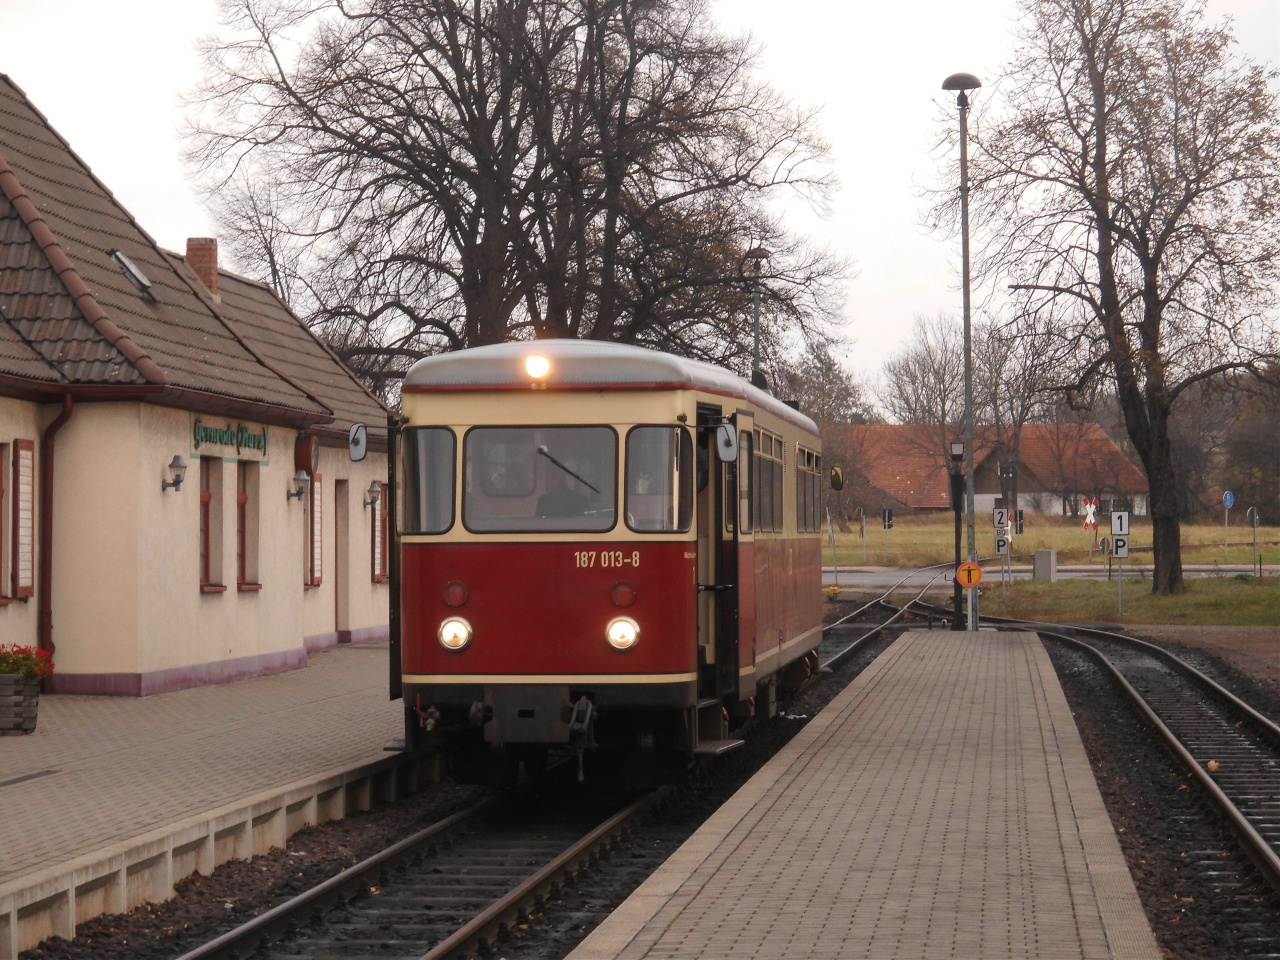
xmin=973 ymin=316 xmax=1055 ymax=510
xmin=186 ymin=0 xmax=844 ymax=391
xmin=775 ymin=343 xmax=877 ymax=530
xmin=939 ymin=0 xmax=1280 ymax=592
xmin=877 ymin=313 xmax=965 ymax=455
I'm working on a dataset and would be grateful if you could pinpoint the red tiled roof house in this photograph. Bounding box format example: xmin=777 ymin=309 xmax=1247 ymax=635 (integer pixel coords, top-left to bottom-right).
xmin=0 ymin=76 xmax=391 ymax=694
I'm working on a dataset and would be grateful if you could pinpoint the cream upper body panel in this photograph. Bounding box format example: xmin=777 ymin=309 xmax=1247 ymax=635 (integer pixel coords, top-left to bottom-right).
xmin=397 ymin=341 xmax=820 ymax=545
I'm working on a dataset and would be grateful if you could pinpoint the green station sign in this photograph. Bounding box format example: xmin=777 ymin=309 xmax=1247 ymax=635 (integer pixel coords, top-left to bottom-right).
xmin=193 ymin=419 xmax=268 ymax=457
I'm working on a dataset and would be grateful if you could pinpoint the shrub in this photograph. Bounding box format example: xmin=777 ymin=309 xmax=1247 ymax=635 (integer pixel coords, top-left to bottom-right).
xmin=0 ymin=644 xmax=54 ymax=679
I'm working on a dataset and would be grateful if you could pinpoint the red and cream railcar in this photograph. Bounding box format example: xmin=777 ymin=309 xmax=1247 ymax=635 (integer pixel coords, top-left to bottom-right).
xmin=391 ymin=340 xmax=827 ymax=784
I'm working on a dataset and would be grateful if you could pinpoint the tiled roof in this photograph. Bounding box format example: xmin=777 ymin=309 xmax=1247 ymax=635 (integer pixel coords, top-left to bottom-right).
xmin=0 ymin=74 xmax=330 ymax=423
xmin=1015 ymin=423 xmax=1148 ymax=494
xmin=172 ymin=260 xmax=389 ymax=440
xmin=835 ymin=423 xmax=1148 ymax=510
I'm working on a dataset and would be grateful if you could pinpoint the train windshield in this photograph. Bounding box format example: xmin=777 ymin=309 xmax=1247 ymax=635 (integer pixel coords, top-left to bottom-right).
xmin=625 ymin=426 xmax=693 ymax=532
xmin=463 ymin=426 xmax=617 ymax=532
xmin=399 ymin=427 xmax=456 ymax=534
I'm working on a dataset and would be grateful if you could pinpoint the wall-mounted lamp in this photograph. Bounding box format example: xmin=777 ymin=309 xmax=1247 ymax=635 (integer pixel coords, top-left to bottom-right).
xmin=287 ymin=469 xmax=311 ymax=501
xmin=161 ymin=455 xmax=187 ymax=492
xmin=363 ymin=481 xmax=382 ymax=508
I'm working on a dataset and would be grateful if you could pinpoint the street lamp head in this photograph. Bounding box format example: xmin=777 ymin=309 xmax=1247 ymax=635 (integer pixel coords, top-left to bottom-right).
xmin=950 ymin=437 xmax=965 ymax=460
xmin=942 ymin=72 xmax=982 ymax=92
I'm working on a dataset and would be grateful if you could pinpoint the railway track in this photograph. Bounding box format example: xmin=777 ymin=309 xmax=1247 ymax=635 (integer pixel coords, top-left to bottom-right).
xmin=171 ymin=580 xmax=922 ymax=960
xmin=173 ymin=785 xmax=662 ymax=960
xmin=903 ymin=599 xmax=1280 ymax=895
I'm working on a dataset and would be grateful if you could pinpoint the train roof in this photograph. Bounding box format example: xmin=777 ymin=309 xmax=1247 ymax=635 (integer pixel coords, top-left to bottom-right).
xmin=401 ymin=340 xmax=819 ymax=432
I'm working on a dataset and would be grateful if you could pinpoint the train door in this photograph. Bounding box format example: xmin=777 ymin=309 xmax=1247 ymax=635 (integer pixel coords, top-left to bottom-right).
xmin=731 ymin=413 xmax=755 ymax=701
xmin=695 ymin=405 xmax=729 ymax=702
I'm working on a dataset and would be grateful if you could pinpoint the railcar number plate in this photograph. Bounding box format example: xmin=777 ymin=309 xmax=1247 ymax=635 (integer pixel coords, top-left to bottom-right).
xmin=575 ymin=550 xmax=640 ymax=568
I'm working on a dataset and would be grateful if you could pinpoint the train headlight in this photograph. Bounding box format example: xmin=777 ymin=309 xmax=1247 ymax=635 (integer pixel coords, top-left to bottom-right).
xmin=606 ymin=616 xmax=640 ymax=651
xmin=438 ymin=617 xmax=473 ymax=652
xmin=525 ymin=354 xmax=550 ymax=378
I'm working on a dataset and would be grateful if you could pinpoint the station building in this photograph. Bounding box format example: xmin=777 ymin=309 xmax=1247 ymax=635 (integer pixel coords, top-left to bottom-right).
xmin=0 ymin=75 xmax=391 ymax=694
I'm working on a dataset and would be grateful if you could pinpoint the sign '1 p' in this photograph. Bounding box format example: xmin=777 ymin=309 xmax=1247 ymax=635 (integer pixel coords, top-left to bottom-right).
xmin=1111 ymin=511 xmax=1130 ymax=536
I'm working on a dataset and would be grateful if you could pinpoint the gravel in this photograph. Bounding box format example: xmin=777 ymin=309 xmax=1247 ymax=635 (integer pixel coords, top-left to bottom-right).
xmin=1044 ymin=637 xmax=1280 ymax=959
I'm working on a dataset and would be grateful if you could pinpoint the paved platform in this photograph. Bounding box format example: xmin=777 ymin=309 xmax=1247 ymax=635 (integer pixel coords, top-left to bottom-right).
xmin=572 ymin=631 xmax=1160 ymax=960
xmin=0 ymin=644 xmax=401 ymax=889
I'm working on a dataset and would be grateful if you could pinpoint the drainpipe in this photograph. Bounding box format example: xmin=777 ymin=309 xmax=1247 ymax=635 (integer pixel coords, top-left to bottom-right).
xmin=38 ymin=392 xmax=73 ymax=686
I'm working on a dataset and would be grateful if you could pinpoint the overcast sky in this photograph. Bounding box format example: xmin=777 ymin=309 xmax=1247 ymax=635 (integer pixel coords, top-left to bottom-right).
xmin=0 ymin=0 xmax=1275 ymax=378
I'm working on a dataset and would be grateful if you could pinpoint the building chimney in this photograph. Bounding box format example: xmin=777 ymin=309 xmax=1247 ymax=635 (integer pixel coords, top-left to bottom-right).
xmin=186 ymin=237 xmax=218 ymax=299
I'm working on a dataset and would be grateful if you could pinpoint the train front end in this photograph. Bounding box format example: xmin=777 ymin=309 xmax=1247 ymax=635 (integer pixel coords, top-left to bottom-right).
xmin=396 ymin=343 xmax=700 ymax=784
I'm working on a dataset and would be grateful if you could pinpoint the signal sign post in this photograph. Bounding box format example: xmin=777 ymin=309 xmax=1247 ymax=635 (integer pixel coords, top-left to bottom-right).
xmin=993 ymin=509 xmax=1010 ymax=598
xmin=956 ymin=561 xmax=983 ymax=588
xmin=1111 ymin=511 xmax=1130 ymax=617
xmin=882 ymin=509 xmax=893 ymax=562
xmin=1247 ymin=506 xmax=1261 ymax=576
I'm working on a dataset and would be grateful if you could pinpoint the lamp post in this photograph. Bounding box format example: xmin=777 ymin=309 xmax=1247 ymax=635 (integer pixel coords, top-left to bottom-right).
xmin=948 ymin=438 xmax=965 ymax=631
xmin=745 ymin=247 xmax=771 ymax=389
xmin=942 ymin=71 xmax=982 ymax=631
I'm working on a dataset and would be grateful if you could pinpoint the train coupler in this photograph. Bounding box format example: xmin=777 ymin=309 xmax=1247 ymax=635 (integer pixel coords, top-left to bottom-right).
xmin=568 ymin=697 xmax=596 ymax=783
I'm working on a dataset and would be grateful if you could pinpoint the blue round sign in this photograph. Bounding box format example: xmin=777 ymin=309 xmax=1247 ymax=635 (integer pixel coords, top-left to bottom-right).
xmin=1224 ymin=491 xmax=1234 ymax=509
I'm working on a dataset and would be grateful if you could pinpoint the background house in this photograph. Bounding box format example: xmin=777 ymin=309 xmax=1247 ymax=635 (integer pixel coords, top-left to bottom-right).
xmin=830 ymin=423 xmax=1149 ymax=517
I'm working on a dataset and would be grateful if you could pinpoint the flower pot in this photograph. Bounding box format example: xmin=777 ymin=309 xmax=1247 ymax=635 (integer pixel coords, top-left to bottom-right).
xmin=0 ymin=674 xmax=40 ymax=735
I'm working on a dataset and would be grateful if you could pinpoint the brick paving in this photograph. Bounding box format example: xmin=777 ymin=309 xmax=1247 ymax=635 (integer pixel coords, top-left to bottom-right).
xmin=572 ymin=631 xmax=1159 ymax=960
xmin=0 ymin=645 xmax=400 ymax=887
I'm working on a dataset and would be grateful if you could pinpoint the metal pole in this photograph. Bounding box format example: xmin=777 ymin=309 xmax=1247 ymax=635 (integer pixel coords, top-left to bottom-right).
xmin=953 ymin=498 xmax=963 ymax=630
xmin=959 ymin=91 xmax=978 ymax=631
xmin=1225 ymin=506 xmax=1229 ymax=559
xmin=752 ymin=259 xmax=761 ymax=381
xmin=1118 ymin=556 xmax=1123 ymax=618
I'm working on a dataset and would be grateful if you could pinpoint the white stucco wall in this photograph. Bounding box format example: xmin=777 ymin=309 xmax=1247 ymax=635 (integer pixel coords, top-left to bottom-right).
xmin=39 ymin=400 xmax=387 ymax=685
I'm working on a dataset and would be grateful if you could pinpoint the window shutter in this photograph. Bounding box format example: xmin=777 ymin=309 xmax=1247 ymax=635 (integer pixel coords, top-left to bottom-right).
xmin=371 ymin=482 xmax=383 ymax=581
xmin=13 ymin=439 xmax=34 ymax=598
xmin=309 ymin=473 xmax=323 ymax=585
xmin=371 ymin=482 xmax=389 ymax=582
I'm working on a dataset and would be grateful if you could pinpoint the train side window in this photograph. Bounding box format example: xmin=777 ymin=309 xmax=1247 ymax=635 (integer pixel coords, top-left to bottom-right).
xmin=399 ymin=427 xmax=456 ymax=534
xmin=738 ymin=432 xmax=752 ymax=533
xmin=625 ymin=426 xmax=693 ymax=533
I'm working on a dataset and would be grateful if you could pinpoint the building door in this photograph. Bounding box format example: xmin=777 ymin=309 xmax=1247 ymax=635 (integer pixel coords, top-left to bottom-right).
xmin=334 ymin=479 xmax=350 ymax=641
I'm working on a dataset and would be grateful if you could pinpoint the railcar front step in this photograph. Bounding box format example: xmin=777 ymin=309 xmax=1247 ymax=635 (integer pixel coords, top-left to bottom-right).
xmin=694 ymin=738 xmax=746 ymax=756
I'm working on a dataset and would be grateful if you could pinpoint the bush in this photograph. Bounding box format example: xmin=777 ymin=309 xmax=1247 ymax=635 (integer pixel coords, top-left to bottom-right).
xmin=0 ymin=644 xmax=54 ymax=679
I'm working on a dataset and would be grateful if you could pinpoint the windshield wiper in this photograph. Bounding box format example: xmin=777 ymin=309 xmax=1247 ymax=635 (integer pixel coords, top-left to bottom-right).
xmin=537 ymin=445 xmax=602 ymax=494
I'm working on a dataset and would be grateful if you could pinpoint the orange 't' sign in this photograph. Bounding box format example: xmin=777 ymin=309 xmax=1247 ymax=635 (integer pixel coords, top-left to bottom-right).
xmin=956 ymin=561 xmax=983 ymax=586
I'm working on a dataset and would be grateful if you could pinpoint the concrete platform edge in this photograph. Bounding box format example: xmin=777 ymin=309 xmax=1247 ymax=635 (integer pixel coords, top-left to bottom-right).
xmin=0 ymin=749 xmax=435 ymax=959
xmin=568 ymin=637 xmax=913 ymax=959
